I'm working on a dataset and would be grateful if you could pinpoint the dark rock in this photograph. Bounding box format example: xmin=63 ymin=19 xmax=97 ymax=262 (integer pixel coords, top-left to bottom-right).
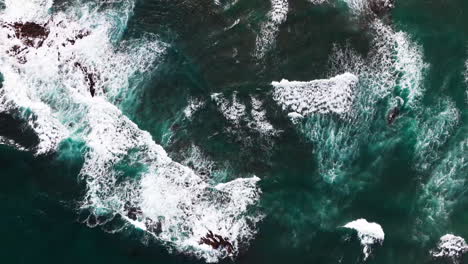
xmin=170 ymin=123 xmax=181 ymax=132
xmin=7 ymin=45 xmax=26 ymax=56
xmin=199 ymin=230 xmax=234 ymax=254
xmin=124 ymin=202 xmax=143 ymax=221
xmin=387 ymin=106 xmax=400 ymax=125
xmin=1 ymin=21 xmax=51 ymax=63
xmin=145 ymin=217 xmax=162 ymax=234
xmin=87 ymin=213 xmax=97 ymax=227
xmin=6 ymin=45 xmax=28 ymax=63
xmin=74 ymin=62 xmax=99 ymax=97
xmin=8 ymin=22 xmax=49 ymax=48
xmin=64 ymin=29 xmax=90 ymax=46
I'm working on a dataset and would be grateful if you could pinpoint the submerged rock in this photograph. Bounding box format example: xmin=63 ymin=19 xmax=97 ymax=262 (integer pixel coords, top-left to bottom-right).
xmin=63 ymin=29 xmax=90 ymax=46
xmin=387 ymin=97 xmax=404 ymax=125
xmin=369 ymin=0 xmax=395 ymax=16
xmin=144 ymin=217 xmax=162 ymax=235
xmin=124 ymin=203 xmax=143 ymax=221
xmin=387 ymin=106 xmax=400 ymax=124
xmin=74 ymin=62 xmax=99 ymax=97
xmin=199 ymin=230 xmax=234 ymax=254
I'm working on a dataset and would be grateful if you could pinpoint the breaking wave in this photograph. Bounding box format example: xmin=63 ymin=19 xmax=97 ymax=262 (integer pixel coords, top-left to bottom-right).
xmin=431 ymin=234 xmax=468 ymax=264
xmin=272 ymin=73 xmax=358 ymax=118
xmin=414 ymin=138 xmax=468 ymax=242
xmin=0 ymin=0 xmax=262 ymax=262
xmin=272 ymin=15 xmax=427 ymax=184
xmin=343 ymin=218 xmax=385 ymax=260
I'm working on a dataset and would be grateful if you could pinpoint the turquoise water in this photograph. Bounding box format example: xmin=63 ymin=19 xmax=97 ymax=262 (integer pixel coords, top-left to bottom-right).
xmin=0 ymin=0 xmax=467 ymax=263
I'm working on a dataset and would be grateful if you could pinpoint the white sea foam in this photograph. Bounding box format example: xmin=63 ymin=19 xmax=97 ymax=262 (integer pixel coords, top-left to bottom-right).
xmin=431 ymin=234 xmax=468 ymax=263
xmin=343 ymin=219 xmax=384 ymax=260
xmin=342 ymin=0 xmax=369 ymax=14
xmin=3 ymin=0 xmax=53 ymax=22
xmin=464 ymin=58 xmax=468 ymax=102
xmin=308 ymin=0 xmax=328 ymax=4
xmin=249 ymin=96 xmax=277 ymax=135
xmin=214 ymin=0 xmax=239 ymax=10
xmin=254 ymin=0 xmax=288 ymax=59
xmin=211 ymin=92 xmax=246 ymax=125
xmin=272 ymin=73 xmax=358 ymax=117
xmin=0 ymin=135 xmax=27 ymax=151
xmin=414 ymin=98 xmax=460 ymax=171
xmin=369 ymin=21 xmax=426 ymax=106
xmin=330 ymin=20 xmax=427 ymax=109
xmin=271 ymin=73 xmax=361 ymax=183
xmin=211 ymin=92 xmax=278 ymax=136
xmin=0 ymin=63 xmax=70 ymax=154
xmin=416 ymin=139 xmax=468 ymax=241
xmin=225 ymin=18 xmax=240 ymax=31
xmin=297 ymin=18 xmax=427 ymax=183
xmin=0 ymin=1 xmax=262 ymax=262
xmin=392 ymin=29 xmax=427 ymax=107
xmin=184 ymin=97 xmax=205 ymax=120
xmin=341 ymin=0 xmax=394 ymax=15
xmin=271 ymin=73 xmax=359 ymax=183
xmin=180 ymin=143 xmax=216 ymax=177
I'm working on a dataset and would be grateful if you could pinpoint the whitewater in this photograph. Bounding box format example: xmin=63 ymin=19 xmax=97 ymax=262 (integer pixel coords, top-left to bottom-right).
xmin=0 ymin=0 xmax=467 ymax=263
xmin=0 ymin=0 xmax=262 ymax=262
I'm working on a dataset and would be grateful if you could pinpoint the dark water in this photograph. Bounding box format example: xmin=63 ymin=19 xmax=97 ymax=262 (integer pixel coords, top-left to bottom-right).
xmin=0 ymin=0 xmax=467 ymax=263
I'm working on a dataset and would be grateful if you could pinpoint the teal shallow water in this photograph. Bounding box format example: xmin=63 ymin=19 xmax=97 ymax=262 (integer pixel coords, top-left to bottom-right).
xmin=0 ymin=0 xmax=467 ymax=263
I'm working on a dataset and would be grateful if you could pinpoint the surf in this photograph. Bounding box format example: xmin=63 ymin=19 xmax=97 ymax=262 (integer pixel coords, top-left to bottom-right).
xmin=0 ymin=0 xmax=262 ymax=262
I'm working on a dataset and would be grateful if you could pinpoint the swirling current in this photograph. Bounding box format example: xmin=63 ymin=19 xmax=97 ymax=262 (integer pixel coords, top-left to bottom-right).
xmin=0 ymin=0 xmax=466 ymax=264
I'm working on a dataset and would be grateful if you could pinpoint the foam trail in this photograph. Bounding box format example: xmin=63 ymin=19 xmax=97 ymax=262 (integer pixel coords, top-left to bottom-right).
xmin=343 ymin=219 xmax=384 ymax=260
xmin=0 ymin=1 xmax=262 ymax=262
xmin=300 ymin=19 xmax=425 ymax=183
xmin=271 ymin=73 xmax=359 ymax=182
xmin=254 ymin=0 xmax=288 ymax=59
xmin=211 ymin=92 xmax=246 ymax=126
xmin=464 ymin=58 xmax=468 ymax=102
xmin=415 ymin=138 xmax=468 ymax=242
xmin=249 ymin=96 xmax=277 ymax=135
xmin=180 ymin=144 xmax=216 ymax=176
xmin=465 ymin=58 xmax=468 ymax=84
xmin=413 ymin=98 xmax=460 ymax=171
xmin=211 ymin=92 xmax=278 ymax=137
xmin=184 ymin=97 xmax=205 ymax=120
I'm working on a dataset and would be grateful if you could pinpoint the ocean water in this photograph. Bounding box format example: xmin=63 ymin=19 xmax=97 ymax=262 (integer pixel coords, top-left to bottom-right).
xmin=0 ymin=0 xmax=467 ymax=264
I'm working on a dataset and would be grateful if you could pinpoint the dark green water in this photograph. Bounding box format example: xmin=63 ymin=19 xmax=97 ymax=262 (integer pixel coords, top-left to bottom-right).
xmin=0 ymin=0 xmax=467 ymax=263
